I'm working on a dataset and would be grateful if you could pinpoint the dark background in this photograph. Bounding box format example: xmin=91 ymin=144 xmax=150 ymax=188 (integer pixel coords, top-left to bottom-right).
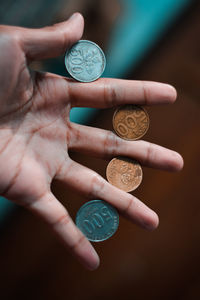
xmin=0 ymin=1 xmax=200 ymax=299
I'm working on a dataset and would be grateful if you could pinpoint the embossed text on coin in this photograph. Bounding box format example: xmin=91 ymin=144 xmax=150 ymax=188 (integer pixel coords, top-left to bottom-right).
xmin=106 ymin=157 xmax=143 ymax=192
xmin=76 ymin=200 xmax=119 ymax=242
xmin=113 ymin=105 xmax=149 ymax=140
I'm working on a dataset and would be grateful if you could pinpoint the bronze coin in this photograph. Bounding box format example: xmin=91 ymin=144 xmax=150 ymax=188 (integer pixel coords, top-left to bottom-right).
xmin=106 ymin=157 xmax=143 ymax=192
xmin=112 ymin=105 xmax=149 ymax=140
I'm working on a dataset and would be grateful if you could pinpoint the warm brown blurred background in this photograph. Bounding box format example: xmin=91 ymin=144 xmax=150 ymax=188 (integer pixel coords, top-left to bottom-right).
xmin=0 ymin=1 xmax=200 ymax=299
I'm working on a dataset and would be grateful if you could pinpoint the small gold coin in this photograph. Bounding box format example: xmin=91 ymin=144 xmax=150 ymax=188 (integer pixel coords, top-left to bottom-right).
xmin=106 ymin=157 xmax=143 ymax=192
xmin=112 ymin=105 xmax=149 ymax=140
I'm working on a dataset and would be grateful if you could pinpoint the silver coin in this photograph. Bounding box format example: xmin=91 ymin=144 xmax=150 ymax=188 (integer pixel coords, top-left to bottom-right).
xmin=65 ymin=40 xmax=106 ymax=82
xmin=76 ymin=200 xmax=119 ymax=242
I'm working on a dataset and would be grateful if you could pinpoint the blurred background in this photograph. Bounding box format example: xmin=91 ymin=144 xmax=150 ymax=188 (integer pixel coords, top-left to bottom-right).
xmin=0 ymin=0 xmax=200 ymax=299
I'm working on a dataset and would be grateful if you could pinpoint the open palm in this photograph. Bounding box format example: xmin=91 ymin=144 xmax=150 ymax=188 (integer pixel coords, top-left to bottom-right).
xmin=0 ymin=13 xmax=183 ymax=270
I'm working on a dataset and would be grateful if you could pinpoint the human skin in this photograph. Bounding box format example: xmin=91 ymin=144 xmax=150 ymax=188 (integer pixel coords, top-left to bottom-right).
xmin=0 ymin=13 xmax=183 ymax=270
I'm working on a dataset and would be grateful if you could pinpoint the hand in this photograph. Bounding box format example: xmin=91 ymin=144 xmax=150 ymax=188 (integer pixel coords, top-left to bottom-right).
xmin=0 ymin=13 xmax=183 ymax=270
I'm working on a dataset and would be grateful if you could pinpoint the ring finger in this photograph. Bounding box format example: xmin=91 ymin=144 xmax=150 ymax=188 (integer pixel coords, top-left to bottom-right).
xmin=68 ymin=123 xmax=184 ymax=171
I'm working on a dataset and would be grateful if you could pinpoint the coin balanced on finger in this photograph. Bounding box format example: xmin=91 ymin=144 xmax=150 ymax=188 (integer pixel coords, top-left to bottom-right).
xmin=112 ymin=104 xmax=149 ymax=140
xmin=106 ymin=157 xmax=143 ymax=192
xmin=76 ymin=200 xmax=119 ymax=242
xmin=65 ymin=40 xmax=106 ymax=82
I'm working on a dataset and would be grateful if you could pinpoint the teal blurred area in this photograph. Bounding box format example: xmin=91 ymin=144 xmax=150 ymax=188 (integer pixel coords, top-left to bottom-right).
xmin=0 ymin=197 xmax=15 ymax=225
xmin=71 ymin=0 xmax=191 ymax=126
xmin=104 ymin=0 xmax=191 ymax=78
xmin=0 ymin=0 xmax=192 ymax=224
xmin=0 ymin=0 xmax=62 ymax=27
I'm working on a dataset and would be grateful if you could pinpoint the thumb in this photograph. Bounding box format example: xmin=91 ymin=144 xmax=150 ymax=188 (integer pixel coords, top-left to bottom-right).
xmin=21 ymin=13 xmax=84 ymax=61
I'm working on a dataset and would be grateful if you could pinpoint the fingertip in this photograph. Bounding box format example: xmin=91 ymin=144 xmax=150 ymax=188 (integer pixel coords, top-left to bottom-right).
xmin=143 ymin=211 xmax=159 ymax=231
xmin=149 ymin=82 xmax=177 ymax=104
xmin=167 ymin=151 xmax=184 ymax=172
xmin=158 ymin=83 xmax=177 ymax=104
xmin=64 ymin=12 xmax=84 ymax=47
xmin=86 ymin=259 xmax=100 ymax=271
xmin=67 ymin=12 xmax=84 ymax=30
xmin=85 ymin=248 xmax=100 ymax=271
xmin=69 ymin=12 xmax=84 ymax=23
xmin=79 ymin=239 xmax=100 ymax=271
xmin=179 ymin=155 xmax=184 ymax=170
xmin=165 ymin=84 xmax=177 ymax=103
xmin=152 ymin=212 xmax=159 ymax=230
xmin=173 ymin=152 xmax=184 ymax=172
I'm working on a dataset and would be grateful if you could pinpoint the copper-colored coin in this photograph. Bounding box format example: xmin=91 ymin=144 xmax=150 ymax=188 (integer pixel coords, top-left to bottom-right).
xmin=106 ymin=157 xmax=143 ymax=192
xmin=112 ymin=105 xmax=149 ymax=140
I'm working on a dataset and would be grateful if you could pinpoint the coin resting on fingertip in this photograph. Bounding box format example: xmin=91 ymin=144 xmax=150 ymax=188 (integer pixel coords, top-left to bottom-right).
xmin=65 ymin=40 xmax=106 ymax=82
xmin=113 ymin=105 xmax=149 ymax=140
xmin=106 ymin=157 xmax=143 ymax=192
xmin=76 ymin=200 xmax=119 ymax=242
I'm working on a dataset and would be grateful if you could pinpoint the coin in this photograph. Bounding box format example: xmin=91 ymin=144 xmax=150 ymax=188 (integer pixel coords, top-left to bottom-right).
xmin=112 ymin=105 xmax=149 ymax=140
xmin=76 ymin=200 xmax=119 ymax=242
xmin=106 ymin=157 xmax=143 ymax=192
xmin=65 ymin=40 xmax=106 ymax=82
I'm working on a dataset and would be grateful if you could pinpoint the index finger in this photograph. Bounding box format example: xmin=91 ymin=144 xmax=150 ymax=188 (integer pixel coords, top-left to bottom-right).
xmin=65 ymin=78 xmax=177 ymax=108
xmin=20 ymin=13 xmax=84 ymax=61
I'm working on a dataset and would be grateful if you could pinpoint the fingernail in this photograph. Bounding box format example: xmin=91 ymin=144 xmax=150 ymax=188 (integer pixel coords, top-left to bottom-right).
xmin=154 ymin=82 xmax=177 ymax=104
xmin=143 ymin=212 xmax=159 ymax=231
xmin=69 ymin=12 xmax=79 ymax=21
xmin=172 ymin=152 xmax=184 ymax=171
xmin=166 ymin=84 xmax=177 ymax=102
xmin=87 ymin=248 xmax=100 ymax=271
